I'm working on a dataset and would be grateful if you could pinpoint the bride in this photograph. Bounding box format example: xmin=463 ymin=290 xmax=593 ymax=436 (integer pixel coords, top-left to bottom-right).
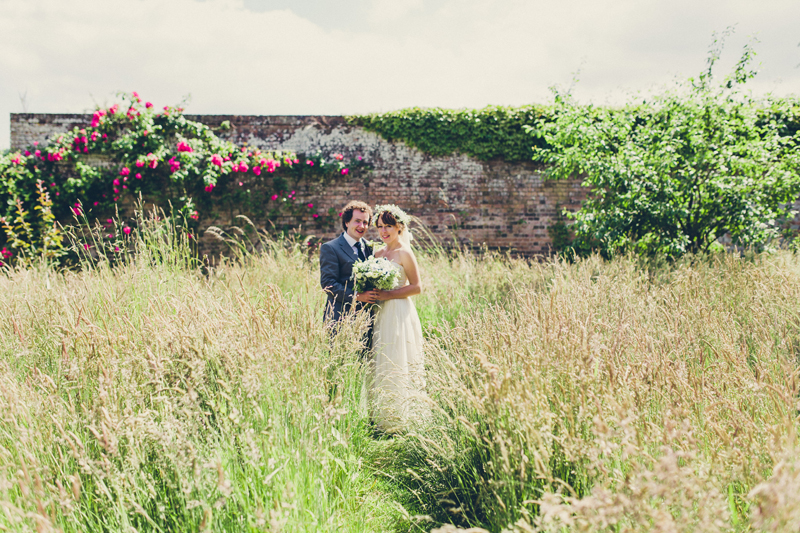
xmin=369 ymin=204 xmax=427 ymax=434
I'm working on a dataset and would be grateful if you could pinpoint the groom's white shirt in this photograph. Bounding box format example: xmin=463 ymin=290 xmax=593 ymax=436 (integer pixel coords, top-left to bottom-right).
xmin=342 ymin=231 xmax=365 ymax=257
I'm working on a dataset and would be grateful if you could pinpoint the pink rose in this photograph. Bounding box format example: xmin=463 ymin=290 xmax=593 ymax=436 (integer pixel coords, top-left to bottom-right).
xmin=120 ymin=167 xmax=130 ymax=176
xmin=177 ymin=141 xmax=193 ymax=153
xmin=113 ymin=178 xmax=120 ymax=186
xmin=307 ymin=203 xmax=313 ymax=208
xmin=341 ymin=168 xmax=349 ymax=175
xmin=210 ymin=154 xmax=223 ymax=167
xmin=306 ymin=159 xmax=314 ymax=166
xmin=270 ymin=194 xmax=278 ymax=201
xmin=253 ymin=166 xmax=261 ymax=176
xmin=239 ymin=162 xmax=249 ymax=173
xmin=135 ymin=173 xmax=142 ymax=179
xmin=313 ymin=214 xmax=319 ymax=218
xmin=145 ymin=102 xmax=153 ymax=108
xmin=24 ymin=150 xmax=30 ymax=156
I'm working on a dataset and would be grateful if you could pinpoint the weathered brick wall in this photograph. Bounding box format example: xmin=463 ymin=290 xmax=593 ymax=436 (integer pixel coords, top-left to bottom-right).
xmin=10 ymin=113 xmax=587 ymax=256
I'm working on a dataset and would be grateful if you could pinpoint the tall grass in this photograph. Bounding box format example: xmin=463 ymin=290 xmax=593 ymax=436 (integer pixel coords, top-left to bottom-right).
xmin=1 ymin=214 xmax=799 ymax=532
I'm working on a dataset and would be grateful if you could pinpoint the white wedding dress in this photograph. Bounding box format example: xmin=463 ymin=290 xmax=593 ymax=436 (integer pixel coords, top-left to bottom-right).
xmin=369 ymin=260 xmax=427 ymax=433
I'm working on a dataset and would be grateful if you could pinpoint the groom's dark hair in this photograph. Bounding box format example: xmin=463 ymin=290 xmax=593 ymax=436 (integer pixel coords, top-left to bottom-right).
xmin=341 ymin=201 xmax=373 ymax=231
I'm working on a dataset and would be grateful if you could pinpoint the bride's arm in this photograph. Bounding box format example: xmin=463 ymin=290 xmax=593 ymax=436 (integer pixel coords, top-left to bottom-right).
xmin=377 ymin=250 xmax=422 ymax=300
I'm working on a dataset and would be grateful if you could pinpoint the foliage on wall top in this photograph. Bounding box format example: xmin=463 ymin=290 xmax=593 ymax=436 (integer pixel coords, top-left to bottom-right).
xmin=348 ymin=105 xmax=556 ymax=162
xmin=349 ymin=99 xmax=800 ymax=164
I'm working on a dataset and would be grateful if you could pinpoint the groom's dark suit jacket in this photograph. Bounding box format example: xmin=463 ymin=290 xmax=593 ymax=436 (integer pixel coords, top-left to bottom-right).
xmin=319 ymin=233 xmax=373 ymax=323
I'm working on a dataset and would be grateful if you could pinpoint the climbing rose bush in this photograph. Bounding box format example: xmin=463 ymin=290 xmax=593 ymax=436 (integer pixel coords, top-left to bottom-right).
xmin=0 ymin=92 xmax=368 ymax=259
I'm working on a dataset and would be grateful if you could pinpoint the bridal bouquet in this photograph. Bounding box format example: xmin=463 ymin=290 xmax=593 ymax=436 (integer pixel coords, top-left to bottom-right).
xmin=351 ymin=256 xmax=400 ymax=293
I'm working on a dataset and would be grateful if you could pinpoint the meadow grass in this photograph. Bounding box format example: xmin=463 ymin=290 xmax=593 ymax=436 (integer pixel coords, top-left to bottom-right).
xmin=1 ymin=215 xmax=799 ymax=532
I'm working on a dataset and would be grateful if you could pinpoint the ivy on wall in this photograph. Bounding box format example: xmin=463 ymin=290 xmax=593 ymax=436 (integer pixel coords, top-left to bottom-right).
xmin=347 ymin=105 xmax=556 ymax=162
xmin=349 ymin=101 xmax=800 ymax=163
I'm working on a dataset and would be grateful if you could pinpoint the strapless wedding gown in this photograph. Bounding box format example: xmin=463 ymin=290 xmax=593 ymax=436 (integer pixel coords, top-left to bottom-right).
xmin=369 ymin=261 xmax=427 ymax=433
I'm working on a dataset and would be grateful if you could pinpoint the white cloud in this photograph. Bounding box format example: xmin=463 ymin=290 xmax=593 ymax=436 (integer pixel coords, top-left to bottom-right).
xmin=1 ymin=0 xmax=799 ymax=149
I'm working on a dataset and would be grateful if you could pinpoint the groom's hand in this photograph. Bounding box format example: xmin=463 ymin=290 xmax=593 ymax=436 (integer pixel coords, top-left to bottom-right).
xmin=356 ymin=290 xmax=379 ymax=304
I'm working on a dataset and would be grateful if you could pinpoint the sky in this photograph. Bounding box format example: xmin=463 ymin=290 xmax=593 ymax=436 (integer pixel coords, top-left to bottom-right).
xmin=1 ymin=0 xmax=799 ymax=150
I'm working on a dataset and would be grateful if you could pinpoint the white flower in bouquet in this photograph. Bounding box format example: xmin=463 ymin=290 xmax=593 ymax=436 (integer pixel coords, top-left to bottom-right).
xmin=351 ymin=256 xmax=400 ymax=293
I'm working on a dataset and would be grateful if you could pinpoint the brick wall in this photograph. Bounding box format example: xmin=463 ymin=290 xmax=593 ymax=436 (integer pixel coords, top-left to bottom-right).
xmin=10 ymin=113 xmax=587 ymax=256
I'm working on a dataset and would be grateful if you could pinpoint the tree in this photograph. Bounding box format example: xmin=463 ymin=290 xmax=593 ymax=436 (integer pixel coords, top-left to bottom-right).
xmin=531 ymin=35 xmax=800 ymax=258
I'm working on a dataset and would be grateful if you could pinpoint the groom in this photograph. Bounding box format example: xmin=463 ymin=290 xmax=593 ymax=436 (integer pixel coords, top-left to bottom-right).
xmin=320 ymin=201 xmax=380 ymax=327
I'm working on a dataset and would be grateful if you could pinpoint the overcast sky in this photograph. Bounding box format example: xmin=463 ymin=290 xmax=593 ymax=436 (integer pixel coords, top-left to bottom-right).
xmin=1 ymin=0 xmax=798 ymax=150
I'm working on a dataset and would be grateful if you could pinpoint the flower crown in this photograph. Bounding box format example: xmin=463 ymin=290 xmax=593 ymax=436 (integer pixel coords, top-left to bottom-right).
xmin=374 ymin=204 xmax=411 ymax=227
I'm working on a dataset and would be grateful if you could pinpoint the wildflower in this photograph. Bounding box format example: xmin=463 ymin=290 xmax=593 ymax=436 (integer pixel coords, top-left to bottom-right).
xmin=271 ymin=194 xmax=278 ymax=201
xmin=50 ymin=182 xmax=56 ymax=187
xmin=107 ymin=219 xmax=113 ymax=225
xmin=239 ymin=181 xmax=243 ymax=186
xmin=83 ymin=243 xmax=90 ymax=250
xmin=190 ymin=210 xmax=199 ymax=220
xmin=313 ymin=214 xmax=320 ymax=218
xmin=123 ymin=227 xmax=132 ymax=235
xmin=204 ymin=184 xmax=215 ymax=192
xmin=114 ymin=246 xmax=120 ymax=252
xmin=143 ymin=130 xmax=148 ymax=136
xmin=306 ymin=159 xmax=314 ymax=166
xmin=93 ymin=201 xmax=99 ymax=206
xmin=307 ymin=203 xmax=314 ymax=208
xmin=357 ymin=155 xmax=362 ymax=161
